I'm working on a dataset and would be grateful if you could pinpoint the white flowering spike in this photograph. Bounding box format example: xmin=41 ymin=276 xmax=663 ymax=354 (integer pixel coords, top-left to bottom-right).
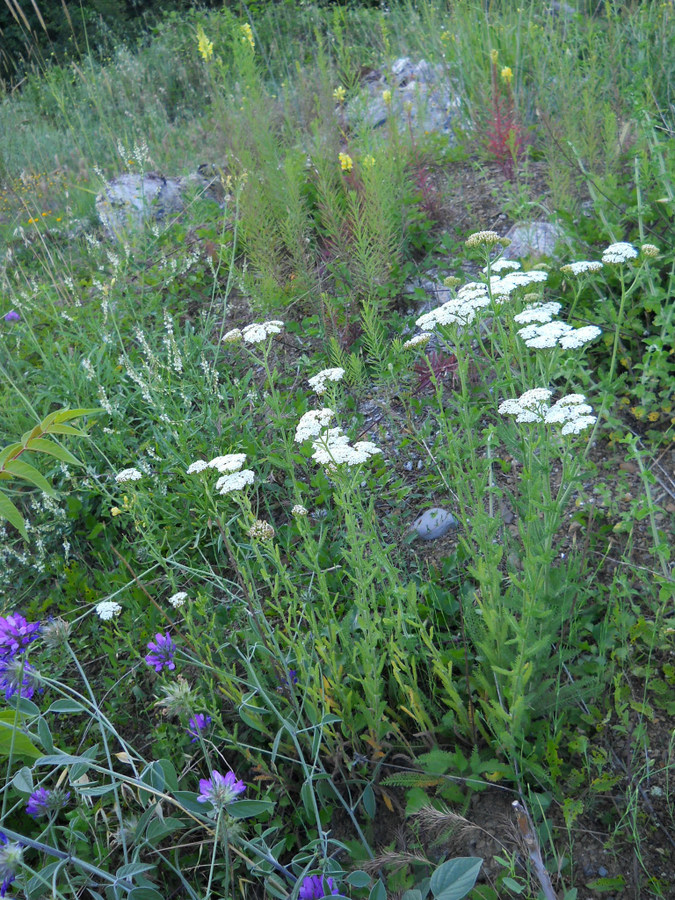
xmin=168 ymin=591 xmax=188 ymax=608
xmin=560 ymin=260 xmax=603 ymax=276
xmin=308 ymin=367 xmax=345 ymax=395
xmin=187 ymin=460 xmax=209 ymax=474
xmin=295 ymin=408 xmax=334 ymax=442
xmin=115 ymin=467 xmax=143 ymax=483
xmin=602 ymin=242 xmax=638 ymax=264
xmin=216 ymin=469 xmax=255 ymax=494
xmin=241 ymin=320 xmax=284 ymax=344
xmin=96 ymin=601 xmax=122 ymax=620
xmin=208 ymin=453 xmax=247 ymax=473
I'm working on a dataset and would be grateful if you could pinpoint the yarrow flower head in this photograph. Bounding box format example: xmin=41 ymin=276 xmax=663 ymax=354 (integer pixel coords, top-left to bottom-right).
xmin=311 ymin=430 xmax=381 ymax=468
xmin=483 ymin=259 xmax=520 ymax=274
xmin=145 ymin=632 xmax=177 ymax=673
xmin=168 ymin=591 xmax=188 ymax=608
xmin=308 ymin=367 xmax=345 ymax=395
xmin=208 ymin=453 xmax=246 ymax=473
xmin=338 ymin=152 xmax=353 ymax=172
xmin=247 ymin=519 xmax=275 ymax=541
xmin=26 ymin=787 xmax=70 ymax=818
xmin=215 ymin=469 xmax=255 ymax=495
xmin=295 ymin=409 xmax=334 ymax=443
xmin=187 ymin=460 xmax=209 ymax=474
xmin=0 ymin=832 xmax=22 ymax=898
xmin=197 ymin=770 xmax=246 ymax=809
xmin=222 ymin=328 xmax=243 ymax=344
xmin=403 ymin=333 xmax=432 ymax=350
xmin=513 ymin=302 xmax=562 ymax=325
xmin=0 ymin=613 xmax=41 ymax=659
xmin=0 ymin=657 xmax=39 ymax=701
xmin=465 ymin=230 xmax=508 ymax=249
xmin=95 ymin=601 xmax=122 ymax=621
xmin=241 ymin=320 xmax=284 ymax=344
xmin=499 ymin=388 xmax=553 ymax=423
xmin=291 ymin=504 xmax=308 ymax=517
xmin=557 ymin=325 xmax=602 ymax=350
xmin=187 ymin=713 xmax=212 ymax=742
xmin=560 ymin=260 xmax=603 ymax=276
xmin=298 ymin=875 xmax=339 ymax=899
xmin=641 ymin=243 xmax=659 ymax=258
xmin=115 ymin=467 xmax=142 ymax=483
xmin=602 ymin=241 xmax=638 ymax=264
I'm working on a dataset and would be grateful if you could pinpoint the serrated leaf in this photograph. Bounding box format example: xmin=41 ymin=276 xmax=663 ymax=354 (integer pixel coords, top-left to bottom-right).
xmin=0 ymin=492 xmax=29 ymax=540
xmin=24 ymin=438 xmax=83 ymax=466
xmin=3 ymin=459 xmax=56 ymax=496
xmin=430 ymin=857 xmax=482 ymax=900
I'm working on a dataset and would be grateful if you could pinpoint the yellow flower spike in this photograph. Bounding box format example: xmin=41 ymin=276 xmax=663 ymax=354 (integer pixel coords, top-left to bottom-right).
xmin=362 ymin=154 xmax=376 ymax=169
xmin=196 ymin=24 xmax=214 ymax=62
xmin=501 ymin=66 xmax=513 ymax=85
xmin=490 ymin=48 xmax=499 ymax=64
xmin=338 ymin=152 xmax=353 ymax=172
xmin=382 ymin=89 xmax=392 ymax=105
xmin=240 ymin=23 xmax=255 ymax=51
xmin=333 ymin=85 xmax=346 ymax=103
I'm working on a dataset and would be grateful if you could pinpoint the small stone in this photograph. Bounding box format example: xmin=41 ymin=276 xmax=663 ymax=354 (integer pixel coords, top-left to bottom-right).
xmin=404 ymin=461 xmax=414 ymax=471
xmin=417 ymin=460 xmax=424 ymax=470
xmin=410 ymin=507 xmax=459 ymax=540
xmin=597 ymin=867 xmax=608 ymax=878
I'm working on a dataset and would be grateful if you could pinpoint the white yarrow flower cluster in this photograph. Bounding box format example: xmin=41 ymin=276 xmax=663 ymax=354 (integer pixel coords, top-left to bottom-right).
xmin=248 ymin=519 xmax=275 ymax=541
xmin=241 ymin=320 xmax=284 ymax=344
xmin=186 ymin=460 xmax=209 ymax=474
xmin=295 ymin=408 xmax=334 ymax=442
xmin=291 ymin=504 xmax=308 ymax=517
xmin=115 ymin=467 xmax=143 ymax=483
xmin=489 ymin=269 xmax=548 ymax=300
xmin=208 ymin=453 xmax=248 ymax=473
xmin=518 ymin=320 xmax=601 ymax=350
xmin=168 ymin=591 xmax=188 ymax=608
xmin=311 ymin=431 xmax=381 ymax=468
xmin=222 ymin=328 xmax=243 ymax=344
xmin=483 ymin=259 xmax=521 ymax=274
xmin=308 ymin=367 xmax=345 ymax=394
xmin=403 ymin=333 xmax=433 ymax=350
xmin=514 ymin=302 xmax=562 ymax=325
xmin=186 ymin=453 xmax=254 ymax=494
xmin=499 ymin=391 xmax=596 ymax=434
xmin=560 ymin=260 xmax=603 ymax=276
xmin=602 ymin=242 xmax=638 ymax=264
xmin=465 ymin=230 xmax=505 ymax=248
xmin=216 ymin=469 xmax=255 ymax=494
xmin=96 ymin=600 xmax=122 ymax=620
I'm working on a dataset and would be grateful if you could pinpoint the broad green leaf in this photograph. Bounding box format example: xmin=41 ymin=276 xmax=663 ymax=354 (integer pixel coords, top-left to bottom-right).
xmin=368 ymin=879 xmax=387 ymax=900
xmin=430 ymin=858 xmax=483 ymax=900
xmin=44 ymin=424 xmax=85 ymax=437
xmin=3 ymin=459 xmax=56 ymax=497
xmin=0 ymin=714 xmax=43 ymax=760
xmin=24 ymin=438 xmax=83 ymax=466
xmin=0 ymin=492 xmax=28 ymax=540
xmin=346 ymin=871 xmax=372 ymax=888
xmin=128 ymin=889 xmax=164 ymax=900
xmin=12 ymin=765 xmax=34 ymax=793
xmin=40 ymin=408 xmax=102 ymax=430
xmin=172 ymin=790 xmax=206 ymax=814
xmin=116 ymin=863 xmax=157 ymax=878
xmin=48 ymin=699 xmax=87 ymax=714
xmin=226 ymin=799 xmax=274 ymax=819
xmin=0 ymin=443 xmax=22 ymax=467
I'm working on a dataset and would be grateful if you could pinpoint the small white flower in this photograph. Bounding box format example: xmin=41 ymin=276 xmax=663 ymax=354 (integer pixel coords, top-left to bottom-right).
xmin=96 ymin=600 xmax=122 ymax=620
xmin=518 ymin=321 xmax=573 ymax=349
xmin=641 ymin=243 xmax=659 ymax=258
xmin=241 ymin=320 xmax=284 ymax=344
xmin=403 ymin=333 xmax=433 ymax=350
xmin=168 ymin=591 xmax=188 ymax=608
xmin=295 ymin=408 xmax=334 ymax=442
xmin=561 ymin=415 xmax=596 ymax=435
xmin=483 ymin=259 xmax=520 ymax=274
xmin=514 ymin=302 xmax=562 ymax=325
xmin=187 ymin=460 xmax=209 ymax=474
xmin=248 ymin=519 xmax=275 ymax=541
xmin=465 ymin=230 xmax=505 ymax=248
xmin=560 ymin=260 xmax=603 ymax=276
xmin=291 ymin=504 xmax=308 ymax=517
xmin=115 ymin=467 xmax=143 ymax=483
xmin=602 ymin=242 xmax=638 ymax=264
xmin=216 ymin=469 xmax=255 ymax=494
xmin=308 ymin=367 xmax=345 ymax=394
xmin=558 ymin=325 xmax=602 ymax=350
xmin=499 ymin=388 xmax=552 ymax=423
xmin=222 ymin=328 xmax=243 ymax=344
xmin=208 ymin=453 xmax=247 ymax=473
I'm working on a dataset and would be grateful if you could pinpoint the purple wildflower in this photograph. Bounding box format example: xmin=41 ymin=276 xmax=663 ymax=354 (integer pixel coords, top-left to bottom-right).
xmin=187 ymin=713 xmax=212 ymax=742
xmin=0 ymin=832 xmax=22 ymax=897
xmin=298 ymin=875 xmax=339 ymax=899
xmin=144 ymin=632 xmax=177 ymax=672
xmin=26 ymin=787 xmax=70 ymax=818
xmin=0 ymin=614 xmax=41 ymax=659
xmin=197 ymin=770 xmax=246 ymax=808
xmin=3 ymin=311 xmax=20 ymax=323
xmin=0 ymin=658 xmax=39 ymax=701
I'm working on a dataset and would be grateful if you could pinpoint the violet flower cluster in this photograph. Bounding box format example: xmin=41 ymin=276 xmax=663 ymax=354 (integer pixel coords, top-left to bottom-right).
xmin=0 ymin=613 xmax=41 ymax=701
xmin=197 ymin=770 xmax=246 ymax=809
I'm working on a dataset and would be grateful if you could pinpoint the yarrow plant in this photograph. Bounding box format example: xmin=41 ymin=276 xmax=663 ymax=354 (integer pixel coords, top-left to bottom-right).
xmin=115 ymin=467 xmax=143 ymax=483
xmin=308 ymin=367 xmax=345 ymax=395
xmin=95 ymin=600 xmax=122 ymax=620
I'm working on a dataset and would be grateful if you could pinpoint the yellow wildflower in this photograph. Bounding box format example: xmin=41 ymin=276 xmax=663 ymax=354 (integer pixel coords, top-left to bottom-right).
xmin=333 ymin=85 xmax=346 ymax=103
xmin=647 ymin=411 xmax=660 ymax=422
xmin=362 ymin=154 xmax=376 ymax=169
xmin=196 ymin=25 xmax=213 ymax=62
xmin=241 ymin=22 xmax=255 ymax=51
xmin=501 ymin=66 xmax=513 ymax=85
xmin=111 ymin=507 xmax=122 ymax=517
xmin=338 ymin=152 xmax=353 ymax=172
xmin=382 ymin=89 xmax=392 ymax=105
xmin=490 ymin=48 xmax=499 ymax=65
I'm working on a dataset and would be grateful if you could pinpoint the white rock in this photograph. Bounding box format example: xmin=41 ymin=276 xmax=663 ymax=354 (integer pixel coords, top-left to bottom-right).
xmin=410 ymin=507 xmax=459 ymax=540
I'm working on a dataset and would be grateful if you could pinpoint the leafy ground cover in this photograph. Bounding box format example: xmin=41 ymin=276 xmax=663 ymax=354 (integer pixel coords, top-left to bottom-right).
xmin=0 ymin=1 xmax=673 ymax=898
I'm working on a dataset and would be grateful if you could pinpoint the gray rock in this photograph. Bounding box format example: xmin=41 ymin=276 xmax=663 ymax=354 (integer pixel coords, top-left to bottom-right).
xmin=503 ymin=221 xmax=567 ymax=260
xmin=96 ymin=168 xmax=226 ymax=239
xmin=346 ymin=57 xmax=463 ymax=141
xmin=410 ymin=507 xmax=459 ymax=541
xmin=404 ymin=461 xmax=414 ymax=471
xmin=597 ymin=867 xmax=609 ymax=878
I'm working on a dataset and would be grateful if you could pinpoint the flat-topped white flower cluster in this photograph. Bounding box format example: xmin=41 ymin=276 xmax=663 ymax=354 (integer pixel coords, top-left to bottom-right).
xmin=499 ymin=389 xmax=596 ymax=435
xmin=294 ymin=407 xmax=381 ymax=468
xmin=186 ymin=452 xmax=254 ymax=494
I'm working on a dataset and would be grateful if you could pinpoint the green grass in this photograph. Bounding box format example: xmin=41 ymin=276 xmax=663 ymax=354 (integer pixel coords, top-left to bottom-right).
xmin=0 ymin=2 xmax=673 ymax=898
